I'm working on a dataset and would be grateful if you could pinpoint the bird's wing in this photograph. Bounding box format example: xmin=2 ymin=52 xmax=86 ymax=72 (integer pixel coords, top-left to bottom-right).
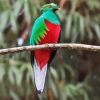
xmin=30 ymin=17 xmax=49 ymax=45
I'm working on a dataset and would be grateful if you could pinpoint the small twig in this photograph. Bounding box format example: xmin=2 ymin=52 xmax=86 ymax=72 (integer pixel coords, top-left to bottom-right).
xmin=0 ymin=43 xmax=100 ymax=55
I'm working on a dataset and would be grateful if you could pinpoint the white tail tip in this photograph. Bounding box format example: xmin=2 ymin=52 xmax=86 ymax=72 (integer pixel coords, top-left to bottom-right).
xmin=34 ymin=61 xmax=47 ymax=93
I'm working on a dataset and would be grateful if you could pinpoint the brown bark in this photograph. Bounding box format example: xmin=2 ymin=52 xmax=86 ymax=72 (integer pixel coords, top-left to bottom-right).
xmin=0 ymin=43 xmax=100 ymax=55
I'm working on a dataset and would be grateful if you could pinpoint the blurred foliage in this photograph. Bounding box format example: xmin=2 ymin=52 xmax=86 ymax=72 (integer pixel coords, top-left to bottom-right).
xmin=0 ymin=0 xmax=100 ymax=100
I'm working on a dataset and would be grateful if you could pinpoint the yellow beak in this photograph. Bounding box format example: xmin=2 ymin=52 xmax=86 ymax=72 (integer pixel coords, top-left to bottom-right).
xmin=58 ymin=8 xmax=61 ymax=10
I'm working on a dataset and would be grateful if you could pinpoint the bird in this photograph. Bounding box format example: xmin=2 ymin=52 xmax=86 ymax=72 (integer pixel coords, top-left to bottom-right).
xmin=30 ymin=3 xmax=61 ymax=93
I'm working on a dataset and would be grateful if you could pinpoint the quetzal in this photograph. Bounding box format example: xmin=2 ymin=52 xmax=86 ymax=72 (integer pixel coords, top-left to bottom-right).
xmin=30 ymin=3 xmax=61 ymax=93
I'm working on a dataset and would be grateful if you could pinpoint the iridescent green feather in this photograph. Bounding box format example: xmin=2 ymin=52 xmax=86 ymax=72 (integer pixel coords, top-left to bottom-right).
xmin=30 ymin=18 xmax=48 ymax=45
xmin=30 ymin=3 xmax=60 ymax=45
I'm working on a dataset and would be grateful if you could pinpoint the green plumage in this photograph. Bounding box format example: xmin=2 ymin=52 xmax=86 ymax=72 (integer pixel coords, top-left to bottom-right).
xmin=30 ymin=18 xmax=48 ymax=45
xmin=30 ymin=3 xmax=60 ymax=45
xmin=29 ymin=3 xmax=61 ymax=93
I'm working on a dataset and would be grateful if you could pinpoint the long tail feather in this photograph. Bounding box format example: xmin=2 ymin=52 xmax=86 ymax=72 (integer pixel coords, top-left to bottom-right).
xmin=34 ymin=59 xmax=47 ymax=93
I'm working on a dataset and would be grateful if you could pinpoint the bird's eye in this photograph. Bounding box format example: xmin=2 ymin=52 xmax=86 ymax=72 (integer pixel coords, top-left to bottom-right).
xmin=48 ymin=5 xmax=52 ymax=8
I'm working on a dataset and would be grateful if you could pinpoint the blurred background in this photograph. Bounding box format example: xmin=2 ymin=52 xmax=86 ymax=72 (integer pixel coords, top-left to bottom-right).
xmin=0 ymin=0 xmax=100 ymax=100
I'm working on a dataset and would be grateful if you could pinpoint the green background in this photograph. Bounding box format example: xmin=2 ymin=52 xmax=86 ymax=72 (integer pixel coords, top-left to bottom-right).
xmin=0 ymin=0 xmax=100 ymax=100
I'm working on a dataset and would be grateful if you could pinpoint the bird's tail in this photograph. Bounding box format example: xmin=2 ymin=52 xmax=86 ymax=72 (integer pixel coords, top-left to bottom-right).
xmin=34 ymin=59 xmax=47 ymax=94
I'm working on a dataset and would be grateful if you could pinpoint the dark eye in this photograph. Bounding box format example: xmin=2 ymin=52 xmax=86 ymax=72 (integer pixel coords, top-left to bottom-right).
xmin=48 ymin=5 xmax=52 ymax=8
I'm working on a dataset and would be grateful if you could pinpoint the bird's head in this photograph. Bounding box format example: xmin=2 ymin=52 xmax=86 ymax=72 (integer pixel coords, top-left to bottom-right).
xmin=41 ymin=3 xmax=60 ymax=13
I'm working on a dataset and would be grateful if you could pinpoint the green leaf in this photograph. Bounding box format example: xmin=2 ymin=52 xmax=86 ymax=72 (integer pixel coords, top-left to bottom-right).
xmin=24 ymin=0 xmax=31 ymax=23
xmin=0 ymin=11 xmax=9 ymax=32
xmin=49 ymin=76 xmax=58 ymax=98
xmin=65 ymin=15 xmax=72 ymax=39
xmin=50 ymin=67 xmax=59 ymax=80
xmin=13 ymin=0 xmax=23 ymax=18
xmin=0 ymin=65 xmax=5 ymax=82
xmin=10 ymin=90 xmax=20 ymax=100
xmin=92 ymin=22 xmax=100 ymax=41
xmin=79 ymin=15 xmax=85 ymax=40
xmin=8 ymin=67 xmax=15 ymax=84
xmin=10 ymin=13 xmax=18 ymax=33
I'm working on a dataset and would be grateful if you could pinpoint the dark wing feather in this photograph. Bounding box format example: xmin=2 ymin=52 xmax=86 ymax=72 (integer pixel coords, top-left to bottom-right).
xmin=30 ymin=51 xmax=34 ymax=68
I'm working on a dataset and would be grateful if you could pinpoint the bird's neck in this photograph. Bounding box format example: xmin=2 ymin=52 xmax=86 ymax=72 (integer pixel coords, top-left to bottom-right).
xmin=42 ymin=10 xmax=60 ymax=25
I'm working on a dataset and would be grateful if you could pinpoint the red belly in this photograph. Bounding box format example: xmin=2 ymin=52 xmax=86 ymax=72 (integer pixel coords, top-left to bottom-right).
xmin=35 ymin=20 xmax=61 ymax=70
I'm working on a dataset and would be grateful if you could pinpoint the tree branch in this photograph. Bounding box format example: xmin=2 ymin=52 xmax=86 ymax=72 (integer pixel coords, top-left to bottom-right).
xmin=0 ymin=43 xmax=100 ymax=55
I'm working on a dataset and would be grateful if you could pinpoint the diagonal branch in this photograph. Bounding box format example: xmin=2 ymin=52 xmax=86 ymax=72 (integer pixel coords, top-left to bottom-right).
xmin=0 ymin=43 xmax=100 ymax=55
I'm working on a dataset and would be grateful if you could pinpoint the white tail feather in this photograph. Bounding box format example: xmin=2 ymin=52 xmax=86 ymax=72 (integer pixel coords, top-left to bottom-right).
xmin=34 ymin=60 xmax=47 ymax=93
